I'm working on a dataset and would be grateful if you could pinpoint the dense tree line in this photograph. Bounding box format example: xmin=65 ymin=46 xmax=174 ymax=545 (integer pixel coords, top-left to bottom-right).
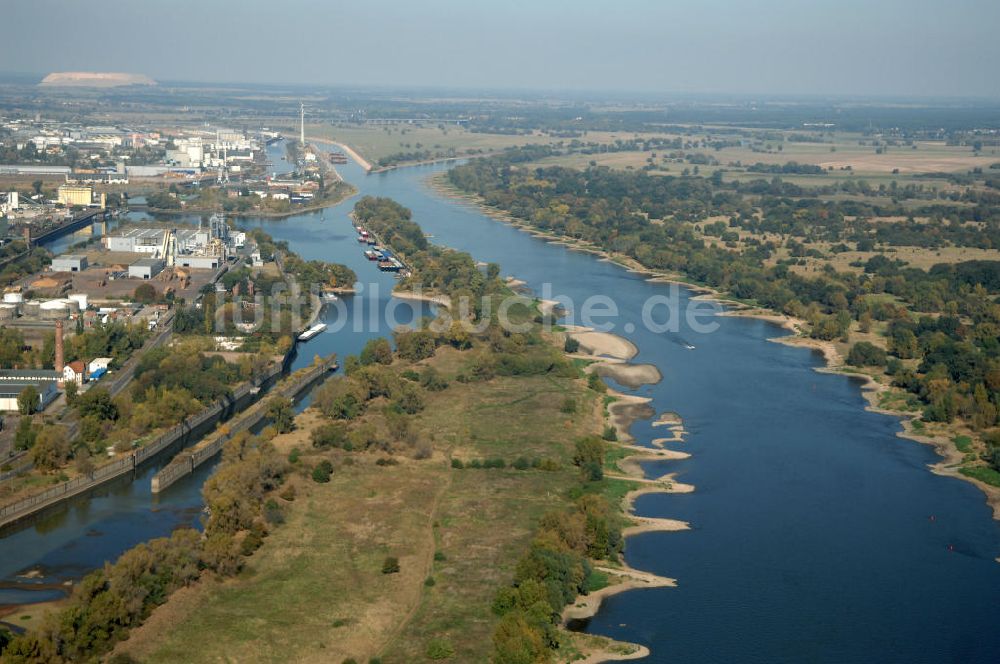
xmin=1 ymin=433 xmax=288 ymax=663
xmin=0 ymin=242 xmax=51 ymax=287
xmin=449 ymin=151 xmax=1000 ymax=475
xmin=492 ymin=437 xmax=622 ymax=663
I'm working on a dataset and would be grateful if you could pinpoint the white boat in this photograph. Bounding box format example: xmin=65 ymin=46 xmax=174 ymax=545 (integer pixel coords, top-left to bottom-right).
xmin=321 ymin=291 xmax=339 ymax=302
xmin=298 ymin=322 xmax=327 ymax=341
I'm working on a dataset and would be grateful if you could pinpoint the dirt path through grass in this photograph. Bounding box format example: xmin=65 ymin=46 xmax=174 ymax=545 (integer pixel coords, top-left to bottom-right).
xmin=370 ymin=462 xmax=453 ymax=661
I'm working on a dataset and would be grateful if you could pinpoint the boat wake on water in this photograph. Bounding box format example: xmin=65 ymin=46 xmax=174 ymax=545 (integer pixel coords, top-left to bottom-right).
xmin=665 ymin=334 xmax=696 ymax=350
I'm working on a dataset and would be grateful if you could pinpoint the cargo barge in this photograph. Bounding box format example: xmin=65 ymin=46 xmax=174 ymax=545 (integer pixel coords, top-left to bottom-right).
xmin=297 ymin=322 xmax=327 ymax=341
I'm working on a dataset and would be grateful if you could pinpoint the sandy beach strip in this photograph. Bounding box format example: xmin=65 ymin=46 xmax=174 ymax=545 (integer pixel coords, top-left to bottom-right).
xmin=619 ymin=449 xmax=689 ymax=476
xmin=569 ymin=330 xmax=639 ymax=361
xmin=617 ymin=474 xmax=696 ymax=502
xmin=571 ymin=644 xmax=652 ymax=664
xmin=606 ymin=391 xmax=655 ymax=443
xmin=538 ymin=298 xmax=564 ymax=317
xmin=623 ymin=516 xmax=691 ymax=537
xmin=390 ymin=289 xmax=452 ymax=308
xmin=562 ymin=563 xmax=677 ymax=624
xmin=650 ymin=411 xmax=683 ymax=427
xmin=651 ymin=433 xmax=686 ymax=447
xmin=592 ymin=362 xmax=662 ymax=389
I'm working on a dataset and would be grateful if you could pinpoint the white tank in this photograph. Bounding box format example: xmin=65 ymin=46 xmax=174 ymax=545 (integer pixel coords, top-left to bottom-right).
xmin=3 ymin=292 xmax=23 ymax=304
xmin=68 ymin=293 xmax=88 ymax=310
xmin=40 ymin=299 xmax=68 ymax=310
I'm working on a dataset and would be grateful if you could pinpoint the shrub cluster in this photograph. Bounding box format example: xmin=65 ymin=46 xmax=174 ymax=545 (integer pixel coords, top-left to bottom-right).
xmin=491 ymin=493 xmax=622 ymax=663
xmin=3 ymin=433 xmax=288 ymax=662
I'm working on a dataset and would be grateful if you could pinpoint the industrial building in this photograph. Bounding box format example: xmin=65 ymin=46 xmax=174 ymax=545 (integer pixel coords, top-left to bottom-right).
xmin=88 ymin=357 xmax=112 ymax=374
xmin=0 ymin=191 xmax=18 ymax=215
xmin=0 ymin=368 xmax=62 ymax=412
xmin=0 ymin=369 xmax=61 ymax=384
xmin=129 ymin=257 xmax=166 ymax=279
xmin=0 ymin=164 xmax=71 ymax=176
xmin=107 ymin=227 xmax=202 ymax=254
xmin=166 ymin=137 xmax=204 ymax=168
xmin=104 ymin=216 xmax=244 ymax=266
xmin=57 ymin=184 xmax=106 ymax=208
xmin=0 ymin=381 xmax=58 ymax=412
xmin=50 ymin=254 xmax=88 ymax=272
xmin=69 ymin=171 xmax=129 ymax=185
xmin=176 ymin=255 xmax=221 ymax=269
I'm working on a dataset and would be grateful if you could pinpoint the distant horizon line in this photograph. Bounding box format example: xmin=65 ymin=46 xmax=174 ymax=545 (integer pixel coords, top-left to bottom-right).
xmin=1 ymin=69 xmax=999 ymax=105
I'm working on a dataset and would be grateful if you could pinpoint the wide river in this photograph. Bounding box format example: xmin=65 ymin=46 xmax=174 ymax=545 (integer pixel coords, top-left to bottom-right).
xmin=8 ymin=146 xmax=1000 ymax=662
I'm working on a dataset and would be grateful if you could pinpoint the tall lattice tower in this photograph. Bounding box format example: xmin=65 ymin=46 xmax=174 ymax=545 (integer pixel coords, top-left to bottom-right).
xmin=300 ymin=103 xmax=305 ymax=146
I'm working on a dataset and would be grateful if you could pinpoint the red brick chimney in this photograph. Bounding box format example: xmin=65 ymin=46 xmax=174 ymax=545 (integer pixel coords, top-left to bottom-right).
xmin=23 ymin=226 xmax=31 ymax=246
xmin=55 ymin=320 xmax=65 ymax=387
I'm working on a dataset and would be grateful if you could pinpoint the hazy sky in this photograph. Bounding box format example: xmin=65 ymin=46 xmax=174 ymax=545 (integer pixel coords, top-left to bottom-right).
xmin=4 ymin=0 xmax=999 ymax=98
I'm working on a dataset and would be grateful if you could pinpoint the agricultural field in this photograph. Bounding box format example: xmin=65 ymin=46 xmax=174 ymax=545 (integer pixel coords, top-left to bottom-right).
xmin=699 ymin=222 xmax=1000 ymax=278
xmin=527 ymin=129 xmax=997 ymax=192
xmin=309 ymin=123 xmax=558 ymax=166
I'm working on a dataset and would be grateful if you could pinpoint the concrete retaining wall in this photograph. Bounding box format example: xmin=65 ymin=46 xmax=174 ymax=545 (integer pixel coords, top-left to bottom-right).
xmin=0 ymin=359 xmax=285 ymax=531
xmin=151 ymin=356 xmax=336 ymax=493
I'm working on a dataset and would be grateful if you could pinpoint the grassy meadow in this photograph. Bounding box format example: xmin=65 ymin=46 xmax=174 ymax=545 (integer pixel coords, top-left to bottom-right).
xmin=117 ymin=342 xmax=609 ymax=663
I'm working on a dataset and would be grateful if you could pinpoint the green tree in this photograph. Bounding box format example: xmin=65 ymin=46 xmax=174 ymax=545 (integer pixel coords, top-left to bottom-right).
xmin=394 ymin=329 xmax=436 ymax=361
xmin=573 ymin=437 xmax=606 ymax=469
xmin=74 ymin=387 xmax=118 ymax=421
xmin=0 ymin=328 xmax=25 ymax=368
xmin=492 ymin=612 xmax=548 ymax=664
xmin=847 ymin=341 xmax=887 ymax=367
xmin=17 ymin=385 xmax=38 ymax=415
xmin=890 ymin=328 xmax=919 ymax=359
xmin=360 ymin=338 xmax=393 ymax=366
xmin=312 ymin=460 xmax=333 ymax=483
xmin=14 ymin=416 xmax=36 ymax=451
xmin=30 ymin=425 xmax=70 ymax=471
xmin=266 ymin=397 xmax=295 ymax=434
xmin=311 ymin=422 xmax=349 ymax=449
xmin=74 ymin=448 xmax=95 ymax=476
xmin=133 ymin=283 xmax=157 ymax=304
xmin=446 ymin=320 xmax=472 ymax=350
xmin=64 ymin=380 xmax=78 ymax=405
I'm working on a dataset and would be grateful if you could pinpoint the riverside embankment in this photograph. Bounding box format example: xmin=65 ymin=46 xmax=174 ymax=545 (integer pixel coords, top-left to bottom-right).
xmin=151 ymin=355 xmax=337 ymax=493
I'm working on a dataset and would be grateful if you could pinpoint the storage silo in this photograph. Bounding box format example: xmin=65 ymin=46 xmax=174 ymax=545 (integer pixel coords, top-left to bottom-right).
xmin=68 ymin=293 xmax=88 ymax=311
xmin=39 ymin=300 xmax=69 ymax=320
